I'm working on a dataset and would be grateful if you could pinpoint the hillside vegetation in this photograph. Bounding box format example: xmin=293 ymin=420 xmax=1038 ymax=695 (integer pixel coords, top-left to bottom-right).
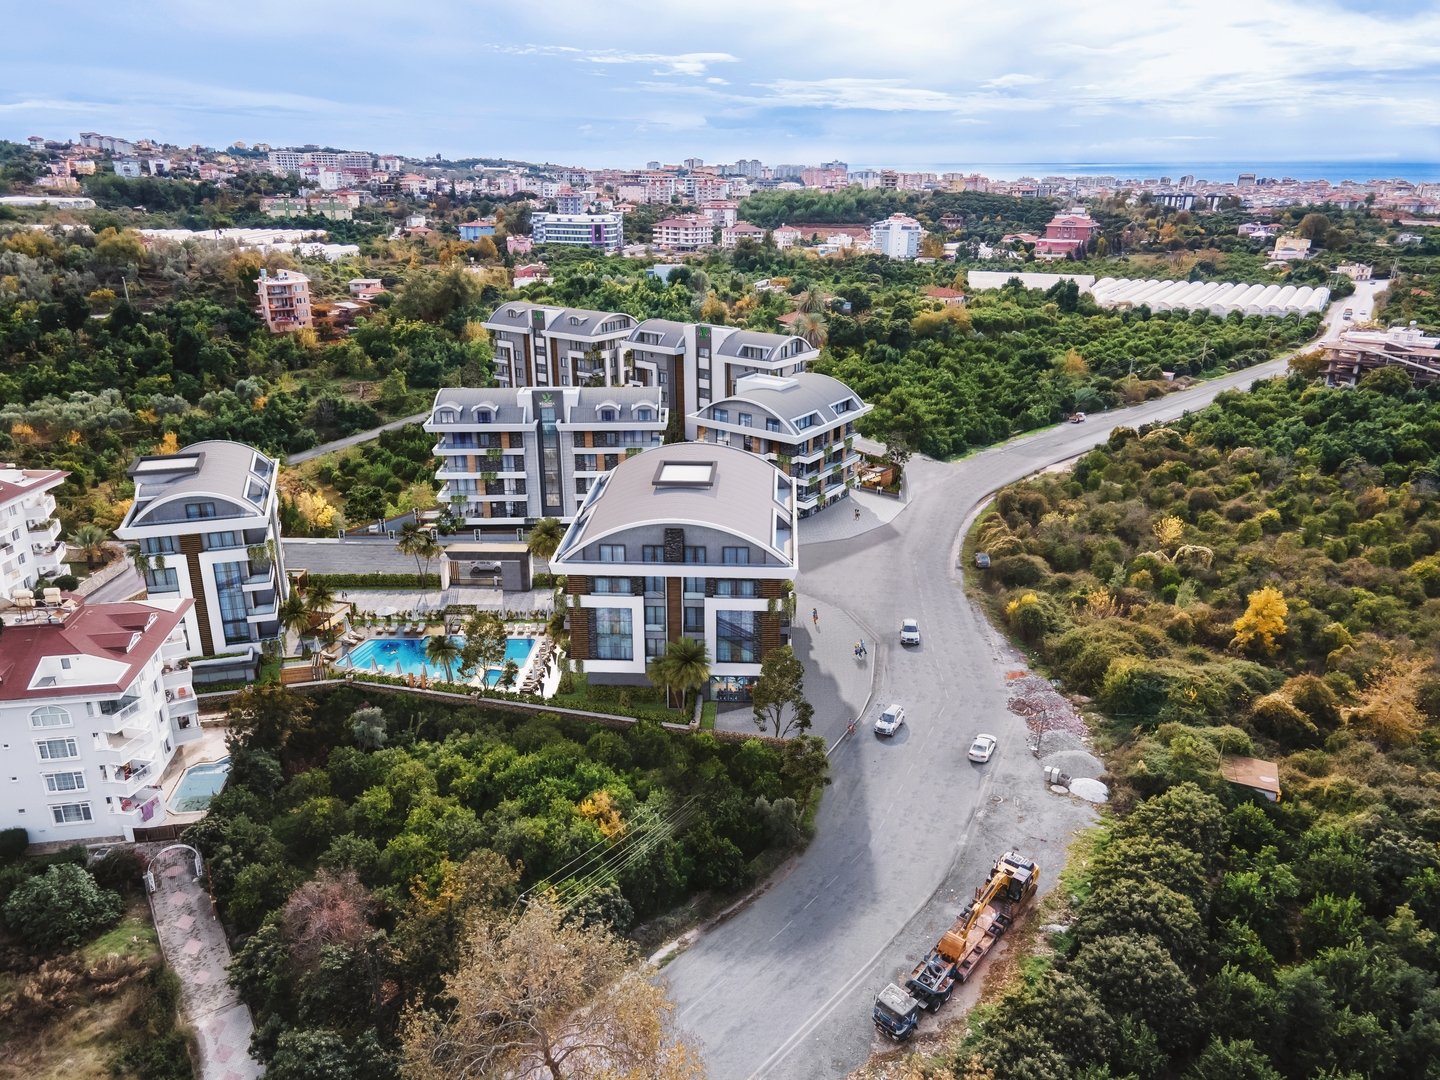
xmin=944 ymin=372 xmax=1440 ymax=1079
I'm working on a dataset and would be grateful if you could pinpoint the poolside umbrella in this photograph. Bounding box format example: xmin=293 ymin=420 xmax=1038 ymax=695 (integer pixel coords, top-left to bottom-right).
xmin=374 ymin=605 xmax=399 ymax=617
xmin=395 ymin=661 xmax=403 ymax=677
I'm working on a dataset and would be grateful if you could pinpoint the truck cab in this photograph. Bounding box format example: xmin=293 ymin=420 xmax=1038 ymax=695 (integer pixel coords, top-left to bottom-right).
xmin=873 ymin=982 xmax=923 ymax=1040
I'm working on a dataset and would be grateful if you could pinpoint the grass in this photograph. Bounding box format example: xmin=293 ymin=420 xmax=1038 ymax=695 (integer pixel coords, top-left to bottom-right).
xmin=258 ymin=655 xmax=283 ymax=685
xmin=700 ymin=701 xmax=717 ymax=730
xmin=81 ymin=909 xmax=158 ymax=964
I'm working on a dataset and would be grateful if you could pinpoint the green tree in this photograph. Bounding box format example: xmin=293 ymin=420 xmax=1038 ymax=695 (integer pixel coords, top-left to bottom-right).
xmin=68 ymin=523 xmax=112 ymax=569
xmin=349 ymin=706 xmax=388 ymax=750
xmin=459 ymin=611 xmax=508 ymax=680
xmin=397 ymin=524 xmax=442 ymax=603
xmin=267 ymin=1026 xmax=396 ymax=1080
xmin=424 ymin=634 xmax=462 ymax=685
xmin=526 ymin=517 xmax=566 ymax=562
xmin=1186 ymin=1037 xmax=1283 ymax=1080
xmin=648 ymin=636 xmax=711 ymax=710
xmin=2 ymin=863 xmax=123 ymax=949
xmin=279 ymin=592 xmax=312 ymax=649
xmin=752 ymin=645 xmax=814 ymax=737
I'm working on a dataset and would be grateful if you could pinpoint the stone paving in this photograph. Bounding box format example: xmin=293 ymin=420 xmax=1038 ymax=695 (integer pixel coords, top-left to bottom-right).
xmin=796 ymin=486 xmax=908 ymax=546
xmin=144 ymin=844 xmax=262 ymax=1080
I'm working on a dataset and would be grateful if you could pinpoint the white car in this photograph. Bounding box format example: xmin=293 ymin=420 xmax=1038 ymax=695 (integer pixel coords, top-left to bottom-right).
xmin=900 ymin=619 xmax=921 ymax=646
xmin=875 ymin=703 xmax=906 ymax=737
xmin=968 ymin=733 xmax=998 ymax=762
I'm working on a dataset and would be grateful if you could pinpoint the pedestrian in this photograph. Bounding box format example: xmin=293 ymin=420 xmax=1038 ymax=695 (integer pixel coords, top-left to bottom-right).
xmin=860 ymin=639 xmax=867 ymax=656
xmin=811 ymin=607 xmax=819 ymax=626
xmin=854 ymin=642 xmax=861 ymax=658
xmin=854 ymin=506 xmax=860 ymax=520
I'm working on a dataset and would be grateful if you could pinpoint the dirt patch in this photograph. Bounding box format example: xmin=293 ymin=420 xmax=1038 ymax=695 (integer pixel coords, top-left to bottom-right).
xmin=1005 ymin=672 xmax=1088 ymax=737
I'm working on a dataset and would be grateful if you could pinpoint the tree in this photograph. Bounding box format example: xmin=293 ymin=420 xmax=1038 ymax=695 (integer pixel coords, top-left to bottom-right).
xmin=397 ymin=524 xmax=442 ymax=604
xmin=1186 ymin=1037 xmax=1283 ymax=1080
xmin=228 ymin=684 xmax=314 ymax=750
xmin=349 ymin=706 xmax=388 ymax=750
xmin=279 ymin=869 xmax=378 ymax=969
xmin=347 ymin=484 xmax=387 ymax=527
xmin=1232 ymin=586 xmax=1288 ymax=654
xmin=499 ymin=658 xmax=520 ymax=690
xmin=424 ymin=634 xmax=462 ymax=685
xmin=280 ymin=592 xmax=313 ymax=650
xmin=527 ymin=517 xmax=565 ymax=562
xmin=267 ymin=1027 xmax=396 ymax=1080
xmin=752 ymin=645 xmax=814 ymax=738
xmin=793 ymin=311 xmax=828 ymax=348
xmin=400 ymin=899 xmax=702 ymax=1080
xmin=68 ymin=523 xmax=111 ymax=569
xmin=458 ymin=611 xmax=508 ymax=680
xmin=2 ymin=864 xmax=123 ymax=949
xmin=648 ymin=636 xmax=711 ymax=709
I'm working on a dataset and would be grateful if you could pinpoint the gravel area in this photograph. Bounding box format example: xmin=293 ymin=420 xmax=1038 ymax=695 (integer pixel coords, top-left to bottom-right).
xmin=1004 ymin=672 xmax=1088 ymax=737
xmin=1036 ymin=729 xmax=1089 ymax=757
xmin=1040 ymin=748 xmax=1106 ymax=779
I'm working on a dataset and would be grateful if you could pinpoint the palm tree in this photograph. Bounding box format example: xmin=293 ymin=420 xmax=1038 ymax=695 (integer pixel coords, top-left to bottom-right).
xmin=796 ymin=286 xmax=826 ymax=314
xmin=794 ymin=311 xmax=828 ymax=349
xmin=425 ymin=633 xmax=462 ymax=685
xmin=69 ymin=524 xmax=111 ymax=569
xmin=397 ymin=524 xmax=443 ymax=604
xmin=649 ymin=636 xmax=711 ymax=710
xmin=279 ymin=593 xmax=311 ymax=653
xmin=527 ymin=517 xmax=565 ymax=563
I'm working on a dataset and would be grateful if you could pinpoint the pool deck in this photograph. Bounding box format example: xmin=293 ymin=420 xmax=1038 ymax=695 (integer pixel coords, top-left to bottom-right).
xmin=329 ymin=623 xmax=553 ymax=694
xmin=154 ymin=726 xmax=230 ymax=829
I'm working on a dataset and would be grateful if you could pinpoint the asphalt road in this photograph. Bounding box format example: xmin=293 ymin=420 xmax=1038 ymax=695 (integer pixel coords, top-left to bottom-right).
xmin=286 ymin=409 xmax=429 ymax=464
xmin=664 ymin=287 xmax=1382 ymax=1080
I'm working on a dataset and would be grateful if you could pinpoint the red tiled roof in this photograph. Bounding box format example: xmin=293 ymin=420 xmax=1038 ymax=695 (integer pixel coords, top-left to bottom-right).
xmin=0 ymin=597 xmax=192 ymax=701
xmin=0 ymin=468 xmax=67 ymax=506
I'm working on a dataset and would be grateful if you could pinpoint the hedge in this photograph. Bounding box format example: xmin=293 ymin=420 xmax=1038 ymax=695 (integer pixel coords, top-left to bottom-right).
xmin=309 ymin=573 xmax=441 ymax=590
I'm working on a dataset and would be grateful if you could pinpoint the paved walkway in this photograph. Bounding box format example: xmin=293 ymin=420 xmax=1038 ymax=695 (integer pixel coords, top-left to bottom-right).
xmin=797 ymin=487 xmax=908 ymax=546
xmin=144 ymin=845 xmax=261 ymax=1080
xmin=334 ymin=585 xmax=553 ymax=617
xmin=286 ymin=410 xmax=429 ymax=464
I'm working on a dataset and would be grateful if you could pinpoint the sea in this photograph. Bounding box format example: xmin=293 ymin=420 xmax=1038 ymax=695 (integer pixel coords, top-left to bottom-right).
xmin=849 ymin=162 xmax=1440 ymax=185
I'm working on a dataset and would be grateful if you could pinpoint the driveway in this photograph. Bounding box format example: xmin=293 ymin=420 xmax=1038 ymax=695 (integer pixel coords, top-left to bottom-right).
xmin=664 ymin=300 xmax=1365 ymax=1080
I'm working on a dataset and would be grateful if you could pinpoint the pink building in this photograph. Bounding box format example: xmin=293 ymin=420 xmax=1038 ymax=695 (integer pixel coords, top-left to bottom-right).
xmin=1034 ymin=212 xmax=1100 ymax=260
xmin=507 ymin=234 xmax=534 ymax=255
xmin=257 ymin=269 xmax=312 ymax=332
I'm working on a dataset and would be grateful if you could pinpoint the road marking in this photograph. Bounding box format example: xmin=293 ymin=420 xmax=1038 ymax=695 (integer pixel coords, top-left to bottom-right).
xmin=677 ymin=983 xmax=720 ymax=1021
xmin=767 ymin=918 xmax=795 ymax=943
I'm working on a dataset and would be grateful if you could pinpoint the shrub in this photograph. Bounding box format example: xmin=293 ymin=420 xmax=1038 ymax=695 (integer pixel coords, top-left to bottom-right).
xmin=310 ymin=572 xmax=440 ymax=590
xmin=2 ymin=863 xmax=123 ymax=949
xmin=52 ymin=574 xmax=80 ymax=591
xmin=0 ymin=827 xmax=28 ymax=860
xmin=992 ymin=553 xmax=1050 ymax=587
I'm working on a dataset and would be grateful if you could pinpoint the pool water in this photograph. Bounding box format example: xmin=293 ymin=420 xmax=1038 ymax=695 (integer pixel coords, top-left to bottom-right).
xmin=339 ymin=635 xmax=535 ymax=686
xmin=169 ymin=757 xmax=231 ymax=814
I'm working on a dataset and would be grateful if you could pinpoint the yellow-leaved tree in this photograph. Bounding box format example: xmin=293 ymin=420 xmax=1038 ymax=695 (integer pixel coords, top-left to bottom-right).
xmin=1232 ymin=586 xmax=1288 ymax=654
xmin=155 ymin=431 xmax=180 ymax=456
xmin=578 ymin=789 xmax=626 ymax=840
xmin=1152 ymin=515 xmax=1184 ymax=549
xmin=1348 ymin=655 xmax=1430 ymax=747
xmin=295 ymin=491 xmax=337 ymax=531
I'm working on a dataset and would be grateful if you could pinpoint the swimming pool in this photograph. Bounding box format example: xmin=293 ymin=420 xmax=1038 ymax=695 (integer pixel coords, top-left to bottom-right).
xmin=169 ymin=757 xmax=231 ymax=814
xmin=338 ymin=635 xmax=535 ymax=686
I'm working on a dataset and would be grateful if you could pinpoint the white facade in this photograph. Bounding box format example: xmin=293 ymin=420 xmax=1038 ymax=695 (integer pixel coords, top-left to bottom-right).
xmin=531 ymin=213 xmax=624 ymax=254
xmin=0 ymin=596 xmax=199 ymax=844
xmin=114 ymin=442 xmax=288 ymax=658
xmin=870 ymin=214 xmax=923 ymax=259
xmin=0 ymin=467 xmax=68 ymax=598
xmin=652 ymin=215 xmax=713 ymax=250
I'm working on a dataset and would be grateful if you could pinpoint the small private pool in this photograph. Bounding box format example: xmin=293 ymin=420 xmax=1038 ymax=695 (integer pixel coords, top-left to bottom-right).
xmin=337 ymin=635 xmax=536 ymax=686
xmin=168 ymin=757 xmax=231 ymax=814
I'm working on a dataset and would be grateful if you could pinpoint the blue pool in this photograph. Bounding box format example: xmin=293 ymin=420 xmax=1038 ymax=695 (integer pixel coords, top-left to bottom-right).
xmin=338 ymin=635 xmax=535 ymax=686
xmin=169 ymin=757 xmax=231 ymax=814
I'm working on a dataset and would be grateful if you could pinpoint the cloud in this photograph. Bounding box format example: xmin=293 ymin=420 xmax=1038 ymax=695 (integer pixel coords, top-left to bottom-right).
xmin=486 ymin=43 xmax=738 ymax=76
xmin=983 ymin=73 xmax=1043 ymax=89
xmin=759 ymin=78 xmax=968 ymax=112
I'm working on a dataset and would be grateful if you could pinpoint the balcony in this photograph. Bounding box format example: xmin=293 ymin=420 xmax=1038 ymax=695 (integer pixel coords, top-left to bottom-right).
xmin=96 ymin=729 xmax=160 ymax=763
xmin=97 ymin=695 xmax=144 ymax=730
xmin=106 ymin=759 xmax=159 ymax=797
xmin=27 ymin=517 xmax=60 ymax=539
xmin=246 ymin=598 xmax=278 ymax=620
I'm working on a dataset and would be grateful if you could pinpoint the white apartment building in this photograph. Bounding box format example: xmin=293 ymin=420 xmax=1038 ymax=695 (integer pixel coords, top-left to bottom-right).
xmin=0 ymin=594 xmax=199 ymax=844
xmin=870 ymin=214 xmax=924 ymax=259
xmin=689 ymin=372 xmax=872 ymax=517
xmin=426 ymin=386 xmax=668 ymax=526
xmin=551 ymin=443 xmax=798 ymax=696
xmin=653 ymin=215 xmax=714 ymax=250
xmin=256 ymin=268 xmax=312 ymax=332
xmin=531 ymin=212 xmax=624 ymax=254
xmin=114 ymin=442 xmax=288 ymax=658
xmin=0 ymin=467 xmax=68 ymax=598
xmin=484 ymin=303 xmax=638 ymax=390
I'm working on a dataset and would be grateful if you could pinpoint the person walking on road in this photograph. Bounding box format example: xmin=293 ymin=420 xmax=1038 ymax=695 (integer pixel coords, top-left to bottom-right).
xmin=811 ymin=607 xmax=819 ymax=627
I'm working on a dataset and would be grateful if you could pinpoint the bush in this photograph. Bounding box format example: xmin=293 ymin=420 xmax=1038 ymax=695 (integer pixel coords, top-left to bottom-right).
xmin=52 ymin=574 xmax=80 ymax=591
xmin=2 ymin=863 xmax=123 ymax=949
xmin=992 ymin=553 xmax=1051 ymax=587
xmin=310 ymin=573 xmax=440 ymax=590
xmin=0 ymin=827 xmax=28 ymax=860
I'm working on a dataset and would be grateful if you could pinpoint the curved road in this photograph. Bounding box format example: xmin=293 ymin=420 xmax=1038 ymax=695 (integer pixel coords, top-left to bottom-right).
xmin=665 ymin=283 xmax=1383 ymax=1080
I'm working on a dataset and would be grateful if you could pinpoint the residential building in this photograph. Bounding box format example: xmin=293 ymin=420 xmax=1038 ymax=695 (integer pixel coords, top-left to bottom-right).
xmin=260 ymin=194 xmax=352 ymax=221
xmin=550 ymin=443 xmax=798 ymax=693
xmin=624 ymin=321 xmax=819 ymax=419
xmin=348 ymin=277 xmax=386 ymax=298
xmin=689 ymin=372 xmax=872 ymax=517
xmin=255 ymin=268 xmax=312 ymax=332
xmin=79 ymin=132 xmax=135 ymax=155
xmin=870 ymin=213 xmax=924 ymax=259
xmin=923 ymin=286 xmax=967 ymax=305
xmin=483 ymin=302 xmax=638 ymax=389
xmin=1034 ymin=211 xmax=1100 ymax=259
xmin=1237 ymin=222 xmax=1278 ymax=240
xmin=114 ymin=441 xmax=289 ymax=657
xmin=555 ymin=191 xmax=585 ymax=215
xmin=701 ymin=200 xmax=739 ymax=227
xmin=772 ymin=225 xmax=802 ymax=250
xmin=426 ymin=386 xmax=668 ymax=525
xmin=531 ymin=212 xmax=624 ymax=253
xmin=0 ymin=467 xmax=68 ymax=597
xmin=1324 ymin=323 xmax=1440 ymax=388
xmin=507 ymin=234 xmax=534 ymax=255
xmin=721 ymin=222 xmax=767 ymax=248
xmin=512 ymin=262 xmax=553 ymax=288
xmin=653 ymin=215 xmax=714 ymax=251
xmin=0 ymin=594 xmax=199 ymax=844
xmin=458 ymin=219 xmax=497 ymax=241
xmin=1271 ymin=235 xmax=1312 ymax=261
xmin=1335 ymin=262 xmax=1373 ymax=281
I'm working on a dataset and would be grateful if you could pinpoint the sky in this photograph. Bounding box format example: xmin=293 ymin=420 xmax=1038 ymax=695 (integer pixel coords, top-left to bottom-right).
xmin=5 ymin=0 xmax=1440 ymax=169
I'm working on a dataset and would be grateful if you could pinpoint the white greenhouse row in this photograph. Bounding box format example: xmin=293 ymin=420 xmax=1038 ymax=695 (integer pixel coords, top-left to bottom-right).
xmin=1088 ymin=278 xmax=1329 ymax=317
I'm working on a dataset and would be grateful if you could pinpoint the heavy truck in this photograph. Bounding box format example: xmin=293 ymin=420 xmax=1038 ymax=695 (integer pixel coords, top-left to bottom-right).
xmin=872 ymin=852 xmax=1040 ymax=1040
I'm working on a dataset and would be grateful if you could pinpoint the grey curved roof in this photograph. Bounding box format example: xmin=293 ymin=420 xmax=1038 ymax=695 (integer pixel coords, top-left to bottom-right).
xmin=714 ymin=329 xmax=810 ymax=359
xmin=120 ymin=440 xmax=276 ymax=529
xmin=628 ymin=319 xmax=689 ymax=349
xmin=692 ymin=372 xmax=866 ymax=433
xmin=428 ymin=386 xmax=665 ymax=428
xmin=483 ymin=303 xmax=635 ymax=338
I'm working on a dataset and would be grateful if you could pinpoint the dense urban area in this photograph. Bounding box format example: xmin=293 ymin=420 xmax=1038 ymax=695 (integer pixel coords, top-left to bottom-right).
xmin=1 ymin=129 xmax=1439 ymax=1080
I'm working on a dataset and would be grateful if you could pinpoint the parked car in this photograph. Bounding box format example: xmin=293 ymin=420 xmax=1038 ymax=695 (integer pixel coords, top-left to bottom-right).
xmin=1068 ymin=412 xmax=1086 ymax=424
xmin=875 ymin=703 xmax=906 ymax=737
xmin=974 ymin=552 xmax=991 ymax=570
xmin=1343 ymin=308 xmax=1354 ymax=320
xmin=968 ymin=733 xmax=998 ymax=762
xmin=900 ymin=618 xmax=921 ymax=646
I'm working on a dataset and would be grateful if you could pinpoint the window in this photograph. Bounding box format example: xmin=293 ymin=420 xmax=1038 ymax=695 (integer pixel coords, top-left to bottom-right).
xmin=713 ymin=408 xmax=730 ymax=423
xmin=766 ymin=418 xmax=782 ymax=432
xmin=644 ymin=576 xmax=665 ymax=595
xmin=50 ymin=802 xmax=93 ymax=825
xmin=30 ymin=706 xmax=71 ymax=729
xmin=683 ymin=577 xmax=705 ymax=598
xmin=645 ymin=604 xmax=665 ymax=632
xmin=645 ymin=637 xmax=667 ymax=659
xmin=683 ymin=546 xmax=707 ymax=564
xmin=641 ymin=545 xmax=664 ymax=563
xmin=44 ymin=771 xmax=86 ymax=793
xmin=185 ymin=501 xmax=217 ymax=520
xmin=37 ymin=738 xmax=79 ymax=761
xmin=593 ymin=577 xmax=633 ymax=595
xmin=795 ymin=415 xmax=815 ymax=430
xmin=600 ymin=408 xmax=617 ymax=422
xmin=636 ymin=408 xmax=652 ymax=421
xmin=715 ymin=579 xmax=759 ymax=598
xmin=683 ymin=606 xmax=705 ymax=634
xmin=717 ymin=610 xmax=760 ymax=663
xmin=722 ymin=547 xmax=750 ymax=565
xmin=575 ymin=454 xmax=598 ymax=472
xmin=205 ymin=531 xmax=242 ymax=550
xmin=738 ymin=413 xmax=753 ymax=428
xmin=476 ymin=409 xmax=493 ymax=423
xmin=145 ymin=566 xmax=179 ymax=592
xmin=594 ymin=608 xmax=633 ymax=660
xmin=597 ymin=544 xmax=626 ymax=563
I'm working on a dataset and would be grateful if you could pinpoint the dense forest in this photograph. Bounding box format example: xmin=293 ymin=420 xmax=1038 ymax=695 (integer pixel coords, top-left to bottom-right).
xmin=943 ymin=373 xmax=1440 ymax=1079
xmin=188 ymin=686 xmax=829 ymax=1077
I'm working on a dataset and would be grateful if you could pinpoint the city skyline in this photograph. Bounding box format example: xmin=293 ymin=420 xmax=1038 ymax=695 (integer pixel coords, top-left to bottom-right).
xmin=5 ymin=1 xmax=1440 ymax=168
